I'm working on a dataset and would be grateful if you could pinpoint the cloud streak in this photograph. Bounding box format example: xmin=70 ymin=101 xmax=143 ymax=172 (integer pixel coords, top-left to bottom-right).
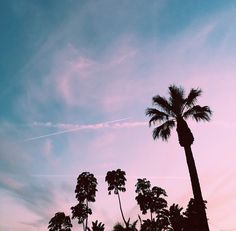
xmin=24 ymin=118 xmax=147 ymax=142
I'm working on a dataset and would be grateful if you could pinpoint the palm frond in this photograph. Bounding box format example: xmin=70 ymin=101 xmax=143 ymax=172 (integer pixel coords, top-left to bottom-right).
xmin=152 ymin=120 xmax=175 ymax=141
xmin=146 ymin=108 xmax=169 ymax=127
xmin=168 ymin=85 xmax=185 ymax=115
xmin=183 ymin=105 xmax=212 ymax=121
xmin=169 ymin=85 xmax=185 ymax=102
xmin=152 ymin=95 xmax=173 ymax=115
xmin=184 ymin=88 xmax=202 ymax=108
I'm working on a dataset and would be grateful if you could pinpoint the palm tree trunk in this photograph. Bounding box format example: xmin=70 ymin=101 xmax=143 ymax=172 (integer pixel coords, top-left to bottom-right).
xmin=184 ymin=145 xmax=209 ymax=231
xmin=117 ymin=191 xmax=127 ymax=226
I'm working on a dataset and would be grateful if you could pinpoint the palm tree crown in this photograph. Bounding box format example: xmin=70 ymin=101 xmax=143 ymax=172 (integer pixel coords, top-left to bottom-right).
xmin=146 ymin=85 xmax=212 ymax=146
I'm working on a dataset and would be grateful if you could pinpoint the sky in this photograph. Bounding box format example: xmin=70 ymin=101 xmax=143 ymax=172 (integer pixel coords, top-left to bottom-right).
xmin=0 ymin=0 xmax=236 ymax=230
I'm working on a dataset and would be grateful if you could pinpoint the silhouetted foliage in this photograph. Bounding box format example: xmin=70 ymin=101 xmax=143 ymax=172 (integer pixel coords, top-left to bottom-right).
xmin=75 ymin=172 xmax=98 ymax=202
xmin=48 ymin=212 xmax=72 ymax=231
xmin=71 ymin=202 xmax=92 ymax=224
xmin=105 ymin=169 xmax=128 ymax=226
xmin=112 ymin=219 xmax=138 ymax=231
xmin=146 ymin=85 xmax=212 ymax=145
xmin=168 ymin=204 xmax=185 ymax=231
xmin=88 ymin=220 xmax=105 ymax=231
xmin=71 ymin=172 xmax=98 ymax=231
xmin=47 ymin=169 xmax=211 ymax=230
xmin=113 ymin=222 xmax=126 ymax=231
xmin=135 ymin=178 xmax=168 ymax=219
xmin=105 ymin=169 xmax=126 ymax=195
xmin=146 ymin=85 xmax=212 ymax=231
xmin=140 ymin=217 xmax=171 ymax=231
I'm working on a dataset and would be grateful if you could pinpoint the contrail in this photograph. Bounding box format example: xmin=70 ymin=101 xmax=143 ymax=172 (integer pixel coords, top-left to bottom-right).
xmin=23 ymin=117 xmax=131 ymax=142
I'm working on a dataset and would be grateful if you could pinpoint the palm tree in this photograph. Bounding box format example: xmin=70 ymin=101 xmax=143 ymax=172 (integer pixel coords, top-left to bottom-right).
xmin=105 ymin=169 xmax=127 ymax=227
xmin=146 ymin=85 xmax=212 ymax=231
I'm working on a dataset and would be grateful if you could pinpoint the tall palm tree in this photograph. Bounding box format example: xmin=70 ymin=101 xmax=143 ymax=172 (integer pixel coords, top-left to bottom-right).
xmin=146 ymin=85 xmax=212 ymax=231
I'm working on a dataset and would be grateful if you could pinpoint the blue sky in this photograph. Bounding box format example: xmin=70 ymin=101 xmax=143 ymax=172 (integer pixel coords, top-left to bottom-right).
xmin=1 ymin=1 xmax=236 ymax=230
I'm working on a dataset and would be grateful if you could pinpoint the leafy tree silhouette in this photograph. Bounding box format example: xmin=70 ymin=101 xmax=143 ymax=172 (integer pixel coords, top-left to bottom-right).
xmin=105 ymin=169 xmax=131 ymax=228
xmin=48 ymin=212 xmax=72 ymax=231
xmin=71 ymin=203 xmax=92 ymax=228
xmin=135 ymin=178 xmax=171 ymax=231
xmin=146 ymin=85 xmax=212 ymax=231
xmin=71 ymin=172 xmax=98 ymax=231
xmin=168 ymin=204 xmax=186 ymax=231
xmin=135 ymin=178 xmax=168 ymax=220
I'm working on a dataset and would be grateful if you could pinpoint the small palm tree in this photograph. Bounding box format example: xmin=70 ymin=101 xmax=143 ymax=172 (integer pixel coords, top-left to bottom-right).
xmin=146 ymin=85 xmax=212 ymax=231
xmin=105 ymin=169 xmax=127 ymax=227
xmin=48 ymin=212 xmax=72 ymax=231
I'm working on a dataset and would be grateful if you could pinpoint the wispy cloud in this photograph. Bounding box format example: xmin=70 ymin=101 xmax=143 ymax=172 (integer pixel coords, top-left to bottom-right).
xmin=24 ymin=118 xmax=146 ymax=142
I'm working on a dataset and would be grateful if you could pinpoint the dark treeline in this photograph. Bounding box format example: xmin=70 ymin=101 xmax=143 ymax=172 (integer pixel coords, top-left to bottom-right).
xmin=48 ymin=169 xmax=207 ymax=231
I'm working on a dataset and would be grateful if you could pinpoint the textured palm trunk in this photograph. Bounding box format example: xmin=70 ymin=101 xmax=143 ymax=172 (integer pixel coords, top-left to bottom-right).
xmin=184 ymin=146 xmax=209 ymax=231
xmin=177 ymin=118 xmax=209 ymax=231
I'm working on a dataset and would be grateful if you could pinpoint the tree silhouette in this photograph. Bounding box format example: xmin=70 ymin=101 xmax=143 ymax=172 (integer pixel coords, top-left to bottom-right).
xmin=71 ymin=203 xmax=92 ymax=227
xmin=135 ymin=178 xmax=171 ymax=230
xmin=146 ymin=85 xmax=212 ymax=231
xmin=48 ymin=212 xmax=72 ymax=231
xmin=105 ymin=169 xmax=128 ymax=227
xmin=168 ymin=204 xmax=186 ymax=231
xmin=135 ymin=178 xmax=168 ymax=220
xmin=71 ymin=172 xmax=98 ymax=231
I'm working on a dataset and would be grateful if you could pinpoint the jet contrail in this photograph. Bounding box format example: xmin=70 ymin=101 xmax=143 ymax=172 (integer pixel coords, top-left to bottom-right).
xmin=23 ymin=117 xmax=131 ymax=142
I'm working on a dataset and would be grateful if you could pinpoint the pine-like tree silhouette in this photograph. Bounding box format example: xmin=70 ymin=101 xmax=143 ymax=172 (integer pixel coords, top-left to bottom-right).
xmin=146 ymin=85 xmax=212 ymax=231
xmin=48 ymin=212 xmax=72 ymax=231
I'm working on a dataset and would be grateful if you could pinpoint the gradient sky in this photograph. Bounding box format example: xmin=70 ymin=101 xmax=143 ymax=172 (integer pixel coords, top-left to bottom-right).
xmin=1 ymin=1 xmax=236 ymax=230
